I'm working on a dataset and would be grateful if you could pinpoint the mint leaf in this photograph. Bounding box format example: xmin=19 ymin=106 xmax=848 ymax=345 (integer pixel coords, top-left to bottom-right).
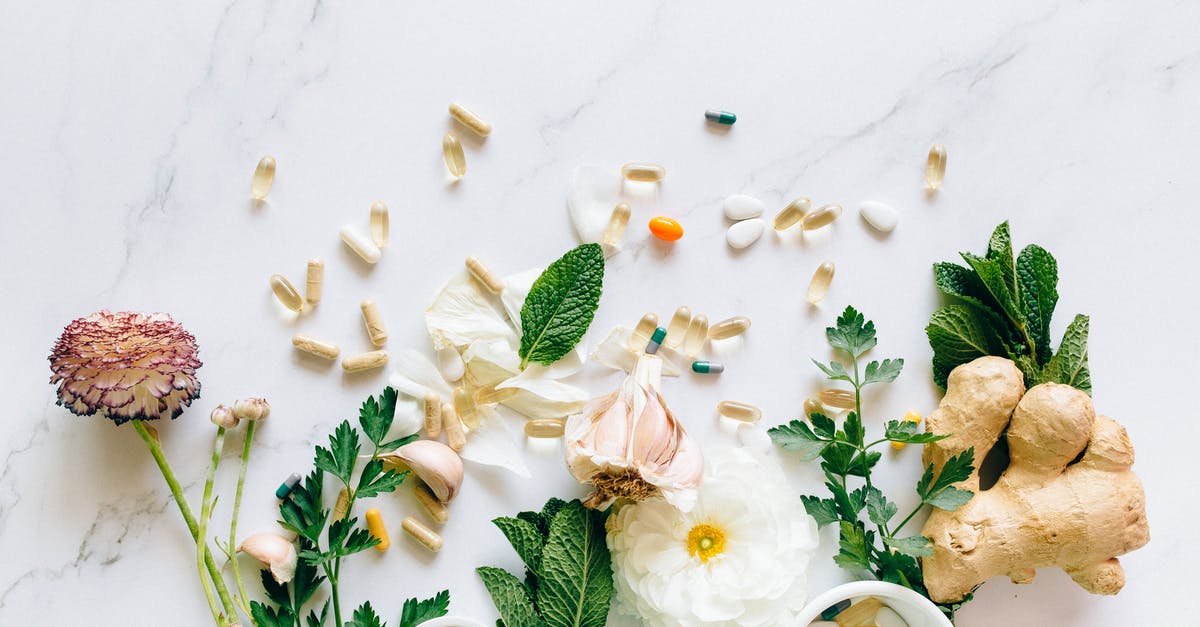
xmin=477 ymin=567 xmax=545 ymax=627
xmin=862 ymin=358 xmax=903 ymax=386
xmin=934 ymin=262 xmax=992 ymax=310
xmin=768 ymin=420 xmax=829 ymax=461
xmin=314 ymin=420 xmax=359 ymax=486
xmin=347 ymin=602 xmax=384 ymax=627
xmin=801 ymin=495 xmax=840 ymax=528
xmin=827 ymin=306 xmax=877 ymax=358
xmin=494 ymin=517 xmax=545 ymax=572
xmin=1015 ymin=244 xmax=1059 ymax=364
xmin=885 ymin=535 xmax=935 ymax=558
xmin=399 ymin=590 xmax=450 ymax=627
xmin=961 ymin=252 xmax=1022 ymax=328
xmin=518 ymin=243 xmax=604 ymax=369
xmin=1044 ymin=314 xmax=1091 ymax=394
xmin=986 ymin=221 xmax=1017 ymax=296
xmin=536 ymin=501 xmax=612 ymax=627
xmin=926 ymin=304 xmax=1007 ymax=389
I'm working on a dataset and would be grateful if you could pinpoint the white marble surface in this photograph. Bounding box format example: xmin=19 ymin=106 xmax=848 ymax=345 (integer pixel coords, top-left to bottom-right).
xmin=2 ymin=2 xmax=1198 ymax=625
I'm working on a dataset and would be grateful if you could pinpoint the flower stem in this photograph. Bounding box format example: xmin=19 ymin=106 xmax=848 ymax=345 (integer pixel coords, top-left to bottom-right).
xmin=133 ymin=421 xmax=238 ymax=624
xmin=198 ymin=426 xmax=227 ymax=625
xmin=229 ymin=420 xmax=256 ymax=612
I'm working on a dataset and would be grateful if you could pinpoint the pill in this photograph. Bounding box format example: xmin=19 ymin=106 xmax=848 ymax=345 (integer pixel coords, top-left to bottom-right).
xmin=448 ymin=102 xmax=492 ymax=137
xmin=402 ymin=516 xmax=443 ymax=552
xmin=874 ymin=606 xmax=908 ymax=627
xmin=925 ymin=143 xmax=947 ymax=191
xmin=803 ymin=398 xmax=825 ymax=420
xmin=645 ymin=327 xmax=667 ymax=355
xmin=275 ymin=473 xmax=301 ymax=499
xmin=342 ymin=350 xmax=389 ymax=373
xmin=251 ymin=156 xmax=276 ymax=201
xmin=365 ymin=508 xmax=390 ymax=552
xmin=443 ymin=403 xmax=466 ymax=451
xmin=723 ymin=194 xmax=765 ymax=220
xmin=892 ymin=410 xmax=923 ymax=450
xmin=436 ymin=345 xmax=465 ymax=382
xmin=801 ymin=204 xmax=843 ymax=231
xmin=369 ymin=201 xmax=389 ymax=248
xmin=682 ymin=314 xmax=709 ymax=357
xmin=340 ymin=224 xmax=382 ymax=264
xmin=360 ymin=299 xmax=388 ymax=346
xmin=691 ymin=360 xmax=724 ymax=374
xmin=621 ymin=162 xmax=666 ymax=183
xmin=820 ymin=599 xmax=852 ymax=621
xmin=717 ymin=400 xmax=761 ymax=422
xmin=648 ymin=216 xmax=684 ymax=241
xmin=442 ymin=134 xmax=466 ymax=178
xmin=773 ymin=197 xmax=811 ymax=230
xmin=332 ymin=487 xmax=350 ymax=522
xmin=422 ymin=392 xmax=442 ymax=438
xmin=705 ymin=109 xmax=737 ymax=125
xmin=453 ymin=386 xmax=479 ymax=429
xmin=708 ymin=316 xmax=751 ymax=340
xmin=628 ymin=312 xmax=659 ymax=351
xmin=663 ymin=306 xmax=692 ymax=348
xmin=305 ymin=258 xmax=324 ymax=304
xmin=726 ymin=218 xmax=765 ymax=249
xmin=465 ymin=256 xmax=504 ymax=293
xmin=292 ymin=334 xmax=340 ymax=359
xmin=859 ymin=200 xmax=898 ymax=233
xmin=475 ymin=385 xmax=518 ymax=405
xmin=819 ymin=388 xmax=856 ymax=410
xmin=807 ymin=261 xmax=836 ymax=304
xmin=602 ymin=202 xmax=632 ymax=248
xmin=414 ymin=482 xmax=450 ymax=523
xmin=834 ymin=596 xmax=882 ymax=627
xmin=269 ymin=274 xmax=304 ymax=312
xmin=525 ymin=419 xmax=566 ymax=438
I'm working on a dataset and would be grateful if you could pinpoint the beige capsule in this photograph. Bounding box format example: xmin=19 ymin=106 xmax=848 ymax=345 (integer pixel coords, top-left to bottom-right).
xmin=443 ymin=134 xmax=466 ymax=178
xmin=292 ymin=334 xmax=340 ymax=359
xmin=443 ymin=403 xmax=466 ymax=451
xmin=819 ymin=388 xmax=857 ymax=410
xmin=663 ymin=306 xmax=692 ymax=349
xmin=453 ymin=386 xmax=479 ymax=429
xmin=524 ymin=419 xmax=566 ymax=438
xmin=800 ymin=204 xmax=842 ymax=231
xmin=305 ymin=258 xmax=324 ymax=304
xmin=342 ymin=350 xmax=389 ymax=373
xmin=628 ymin=312 xmax=659 ymax=351
xmin=773 ymin=197 xmax=811 ymax=231
xmin=620 ymin=162 xmax=666 ymax=182
xmin=603 ymin=202 xmax=632 ymax=248
xmin=414 ymin=482 xmax=449 ymax=524
xmin=422 ymin=392 xmax=442 ymax=438
xmin=717 ymin=400 xmax=762 ymax=422
xmin=681 ymin=314 xmax=709 ymax=358
xmin=708 ymin=316 xmax=751 ymax=340
xmin=369 ymin=201 xmax=389 ymax=248
xmin=251 ymin=156 xmax=276 ymax=200
xmin=402 ymin=516 xmax=443 ymax=552
xmin=806 ymin=262 xmax=836 ymax=304
xmin=360 ymin=299 xmax=388 ymax=346
xmin=925 ymin=144 xmax=947 ymax=190
xmin=465 ymin=256 xmax=504 ymax=293
xmin=332 ymin=487 xmax=350 ymax=522
xmin=269 ymin=274 xmax=304 ymax=312
xmin=448 ymin=102 xmax=492 ymax=137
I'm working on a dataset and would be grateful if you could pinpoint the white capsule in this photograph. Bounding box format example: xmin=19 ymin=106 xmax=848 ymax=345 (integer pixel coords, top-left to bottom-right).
xmin=436 ymin=345 xmax=465 ymax=382
xmin=340 ymin=224 xmax=381 ymax=264
xmin=726 ymin=218 xmax=765 ymax=249
xmin=723 ymin=194 xmax=765 ymax=221
xmin=859 ymin=201 xmax=899 ymax=233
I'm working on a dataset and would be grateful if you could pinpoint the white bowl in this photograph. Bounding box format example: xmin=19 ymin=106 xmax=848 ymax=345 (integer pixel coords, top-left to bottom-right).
xmin=797 ymin=581 xmax=952 ymax=627
xmin=416 ymin=616 xmax=489 ymax=627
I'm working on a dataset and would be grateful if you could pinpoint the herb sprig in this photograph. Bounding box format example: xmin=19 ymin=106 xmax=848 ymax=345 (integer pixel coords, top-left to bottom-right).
xmin=769 ymin=307 xmax=976 ymax=618
xmin=518 ymin=243 xmax=605 ymax=369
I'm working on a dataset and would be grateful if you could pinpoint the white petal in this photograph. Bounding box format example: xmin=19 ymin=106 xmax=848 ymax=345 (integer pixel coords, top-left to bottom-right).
xmin=383 ymin=398 xmax=423 ymax=442
xmin=460 ymin=405 xmax=531 ymax=478
xmin=590 ymin=326 xmax=681 ymax=377
xmin=499 ymin=268 xmax=542 ymax=332
xmin=497 ymin=370 xmax=589 ymax=420
xmin=390 ymin=349 xmax=454 ymax=399
xmin=567 ymin=165 xmax=621 ymax=245
xmin=462 ymin=339 xmax=520 ymax=387
xmin=425 ymin=274 xmax=515 ymax=350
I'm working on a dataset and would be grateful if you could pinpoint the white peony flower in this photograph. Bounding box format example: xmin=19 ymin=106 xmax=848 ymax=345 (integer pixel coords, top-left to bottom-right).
xmin=607 ymin=448 xmax=819 ymax=627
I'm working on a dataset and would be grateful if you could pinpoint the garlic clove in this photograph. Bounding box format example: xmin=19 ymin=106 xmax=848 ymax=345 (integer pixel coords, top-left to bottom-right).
xmin=210 ymin=404 xmax=238 ymax=429
xmin=238 ymin=532 xmax=297 ymax=583
xmin=387 ymin=439 xmax=464 ymax=503
xmin=232 ymin=397 xmax=270 ymax=421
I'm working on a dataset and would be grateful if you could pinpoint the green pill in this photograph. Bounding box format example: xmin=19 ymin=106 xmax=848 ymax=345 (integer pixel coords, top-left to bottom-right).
xmin=691 ymin=360 xmax=725 ymax=374
xmin=705 ymin=109 xmax=737 ymax=125
xmin=645 ymin=327 xmax=667 ymax=355
xmin=276 ymin=473 xmax=301 ymax=499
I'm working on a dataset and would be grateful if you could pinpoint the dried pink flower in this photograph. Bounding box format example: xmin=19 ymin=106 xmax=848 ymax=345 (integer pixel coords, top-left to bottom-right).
xmin=48 ymin=311 xmax=202 ymax=424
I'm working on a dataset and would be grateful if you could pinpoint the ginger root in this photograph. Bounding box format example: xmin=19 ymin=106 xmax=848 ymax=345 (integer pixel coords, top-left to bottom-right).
xmin=920 ymin=356 xmax=1149 ymax=603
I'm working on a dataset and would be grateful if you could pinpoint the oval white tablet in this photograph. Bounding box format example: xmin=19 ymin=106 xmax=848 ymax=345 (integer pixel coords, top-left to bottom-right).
xmin=859 ymin=201 xmax=899 ymax=233
xmin=723 ymin=194 xmax=765 ymax=221
xmin=726 ymin=218 xmax=766 ymax=249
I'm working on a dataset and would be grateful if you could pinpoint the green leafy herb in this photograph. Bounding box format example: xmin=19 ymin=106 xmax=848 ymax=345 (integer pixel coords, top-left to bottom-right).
xmin=927 ymin=222 xmax=1091 ymax=394
xmin=769 ymin=306 xmax=973 ymax=619
xmin=477 ymin=499 xmax=612 ymax=627
xmin=398 ymin=590 xmax=450 ymax=627
xmin=518 ymin=243 xmax=605 ymax=369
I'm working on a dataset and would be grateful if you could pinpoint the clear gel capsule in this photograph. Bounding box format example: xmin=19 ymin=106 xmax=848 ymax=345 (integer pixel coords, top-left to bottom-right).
xmin=340 ymin=224 xmax=382 ymax=264
xmin=369 ymin=201 xmax=389 ymax=248
xmin=692 ymin=360 xmax=724 ymax=374
xmin=525 ymin=419 xmax=566 ymax=438
xmin=414 ymin=482 xmax=449 ymax=523
xmin=365 ymin=508 xmax=390 ymax=552
xmin=621 ymin=162 xmax=666 ymax=183
xmin=443 ymin=403 xmax=466 ymax=451
xmin=773 ymin=197 xmax=811 ymax=231
xmin=443 ymin=134 xmax=466 ymax=178
xmin=402 ymin=516 xmax=443 ymax=552
xmin=422 ymin=392 xmax=442 ymax=438
xmin=704 ymin=109 xmax=737 ymax=125
xmin=708 ymin=316 xmax=751 ymax=340
xmin=717 ymin=400 xmax=762 ymax=422
xmin=628 ymin=312 xmax=659 ymax=351
xmin=448 ymin=102 xmax=492 ymax=137
xmin=819 ymin=388 xmax=857 ymax=410
xmin=663 ymin=306 xmax=692 ymax=349
xmin=807 ymin=262 xmax=836 ymax=304
xmin=465 ymin=256 xmax=504 ymax=293
xmin=342 ymin=350 xmax=389 ymax=372
xmin=251 ymin=156 xmax=276 ymax=200
xmin=803 ymin=398 xmax=825 ymax=420
xmin=269 ymin=274 xmax=304 ymax=312
xmin=305 ymin=258 xmax=324 ymax=304
xmin=645 ymin=327 xmax=667 ymax=355
xmin=475 ymin=385 xmax=518 ymax=405
xmin=453 ymin=386 xmax=479 ymax=429
xmin=603 ymin=202 xmax=632 ymax=247
xmin=682 ymin=314 xmax=709 ymax=357
xmin=292 ymin=334 xmax=340 ymax=359
xmin=925 ymin=143 xmax=947 ymax=191
xmin=800 ymin=203 xmax=842 ymax=231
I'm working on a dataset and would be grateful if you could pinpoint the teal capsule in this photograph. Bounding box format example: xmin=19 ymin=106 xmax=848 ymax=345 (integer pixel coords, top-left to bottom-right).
xmin=820 ymin=599 xmax=851 ymax=621
xmin=276 ymin=473 xmax=301 ymax=499
xmin=691 ymin=360 xmax=724 ymax=374
xmin=705 ymin=109 xmax=737 ymax=125
xmin=645 ymin=327 xmax=667 ymax=355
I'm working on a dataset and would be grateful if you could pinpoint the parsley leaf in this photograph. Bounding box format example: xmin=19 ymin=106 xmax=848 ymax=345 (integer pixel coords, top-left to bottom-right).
xmin=864 ymin=487 xmax=897 ymax=527
xmin=801 ymin=495 xmax=840 ymax=528
xmin=826 ymin=306 xmax=877 ymax=358
xmin=917 ymin=449 xmax=976 ymax=512
xmin=355 ymin=458 xmax=409 ymax=499
xmin=812 ymin=359 xmax=853 ymax=382
xmin=862 ymin=358 xmax=904 ymax=386
xmin=399 ymin=590 xmax=450 ymax=627
xmin=884 ymin=419 xmax=948 ymax=444
xmin=885 ymin=535 xmax=935 ymax=558
xmin=359 ymin=387 xmax=398 ymax=448
xmin=833 ymin=521 xmax=872 ymax=570
xmin=767 ymin=420 xmax=829 ymax=460
xmin=314 ymin=420 xmax=359 ymax=486
xmin=250 ymin=601 xmax=295 ymax=627
xmin=346 ymin=602 xmax=384 ymax=627
xmin=518 ymin=243 xmax=605 ymax=369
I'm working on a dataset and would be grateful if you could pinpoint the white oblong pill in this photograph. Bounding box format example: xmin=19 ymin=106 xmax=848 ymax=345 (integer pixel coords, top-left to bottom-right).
xmin=723 ymin=194 xmax=765 ymax=221
xmin=725 ymin=218 xmax=766 ymax=249
xmin=436 ymin=345 xmax=465 ymax=382
xmin=340 ymin=224 xmax=382 ymax=263
xmin=859 ymin=201 xmax=899 ymax=233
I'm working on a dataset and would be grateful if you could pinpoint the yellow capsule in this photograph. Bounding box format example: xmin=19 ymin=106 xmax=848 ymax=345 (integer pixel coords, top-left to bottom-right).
xmin=292 ymin=334 xmax=340 ymax=360
xmin=305 ymin=258 xmax=324 ymax=304
xmin=772 ymin=197 xmax=811 ymax=230
xmin=620 ymin=162 xmax=666 ymax=182
xmin=360 ymin=299 xmax=388 ymax=347
xmin=414 ymin=482 xmax=449 ymax=523
xmin=807 ymin=261 xmax=836 ymax=304
xmin=453 ymin=386 xmax=479 ymax=429
xmin=834 ymin=596 xmax=882 ymax=627
xmin=682 ymin=314 xmax=709 ymax=358
xmin=892 ymin=410 xmax=924 ymax=450
xmin=402 ymin=516 xmax=443 ymax=552
xmin=475 ymin=385 xmax=519 ymax=405
xmin=525 ymin=419 xmax=565 ymax=438
xmin=342 ymin=350 xmax=389 ymax=373
xmin=717 ymin=400 xmax=762 ymax=422
xmin=369 ymin=201 xmax=389 ymax=248
xmin=628 ymin=312 xmax=660 ymax=351
xmin=448 ymin=102 xmax=492 ymax=137
xmin=465 ymin=256 xmax=504 ymax=293
xmin=925 ymin=143 xmax=947 ymax=191
xmin=365 ymin=508 xmax=390 ymax=552
xmin=442 ymin=134 xmax=466 ymax=178
xmin=800 ymin=203 xmax=843 ymax=231
xmin=332 ymin=487 xmax=350 ymax=522
xmin=422 ymin=392 xmax=442 ymax=438
xmin=603 ymin=202 xmax=632 ymax=247
xmin=819 ymin=388 xmax=857 ymax=410
xmin=663 ymin=306 xmax=692 ymax=349
xmin=708 ymin=316 xmax=751 ymax=340
xmin=443 ymin=403 xmax=466 ymax=451
xmin=269 ymin=274 xmax=304 ymax=312
xmin=803 ymin=398 xmax=825 ymax=420
xmin=250 ymin=156 xmax=276 ymax=200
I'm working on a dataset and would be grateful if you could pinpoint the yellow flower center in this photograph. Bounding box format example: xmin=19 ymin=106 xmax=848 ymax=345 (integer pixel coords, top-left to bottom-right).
xmin=686 ymin=523 xmax=727 ymax=562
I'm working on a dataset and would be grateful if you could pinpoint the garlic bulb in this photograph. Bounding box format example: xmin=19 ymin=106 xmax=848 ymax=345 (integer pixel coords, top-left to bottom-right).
xmin=209 ymin=405 xmax=238 ymax=429
xmin=238 ymin=532 xmax=297 ymax=583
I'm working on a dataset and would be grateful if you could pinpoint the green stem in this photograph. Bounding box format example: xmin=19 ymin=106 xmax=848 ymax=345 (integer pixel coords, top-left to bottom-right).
xmin=892 ymin=504 xmax=925 ymax=537
xmin=133 ymin=421 xmax=238 ymax=624
xmin=197 ymin=426 xmax=228 ymax=625
xmin=229 ymin=421 xmax=256 ymax=613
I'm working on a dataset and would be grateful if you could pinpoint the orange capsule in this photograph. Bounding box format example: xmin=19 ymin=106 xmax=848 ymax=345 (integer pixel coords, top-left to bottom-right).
xmin=648 ymin=217 xmax=684 ymax=241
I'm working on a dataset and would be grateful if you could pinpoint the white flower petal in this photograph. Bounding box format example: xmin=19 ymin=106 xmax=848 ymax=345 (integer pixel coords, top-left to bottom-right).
xmin=459 ymin=405 xmax=531 ymax=478
xmin=499 ymin=268 xmax=542 ymax=333
xmin=497 ymin=371 xmax=589 ymax=420
xmin=425 ymin=274 xmax=515 ymax=350
xmin=383 ymin=397 xmax=423 ymax=442
xmin=567 ymin=165 xmax=621 ymax=245
xmin=390 ymin=349 xmax=454 ymax=400
xmin=591 ymin=326 xmax=682 ymax=377
xmin=462 ymin=339 xmax=521 ymax=387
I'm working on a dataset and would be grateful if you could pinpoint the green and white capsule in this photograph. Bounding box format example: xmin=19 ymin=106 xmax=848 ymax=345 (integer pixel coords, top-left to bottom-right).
xmin=705 ymin=109 xmax=737 ymax=125
xmin=275 ymin=473 xmax=301 ymax=499
xmin=691 ymin=360 xmax=724 ymax=374
xmin=645 ymin=327 xmax=667 ymax=355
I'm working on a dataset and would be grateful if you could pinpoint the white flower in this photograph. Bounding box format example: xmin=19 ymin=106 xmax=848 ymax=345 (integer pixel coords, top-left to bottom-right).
xmin=607 ymin=448 xmax=819 ymax=627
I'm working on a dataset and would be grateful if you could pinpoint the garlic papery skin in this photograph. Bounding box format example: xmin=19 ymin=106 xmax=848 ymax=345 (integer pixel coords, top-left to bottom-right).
xmin=564 ymin=354 xmax=703 ymax=510
xmin=386 ymin=440 xmax=464 ymax=502
xmin=210 ymin=404 xmax=238 ymax=429
xmin=232 ymin=397 xmax=270 ymax=421
xmin=238 ymin=532 xmax=297 ymax=583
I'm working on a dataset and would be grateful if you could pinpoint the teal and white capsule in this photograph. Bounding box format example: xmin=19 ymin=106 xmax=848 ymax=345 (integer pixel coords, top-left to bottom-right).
xmin=691 ymin=360 xmax=724 ymax=374
xmin=645 ymin=327 xmax=667 ymax=355
xmin=705 ymin=109 xmax=737 ymax=125
xmin=276 ymin=473 xmax=302 ymax=499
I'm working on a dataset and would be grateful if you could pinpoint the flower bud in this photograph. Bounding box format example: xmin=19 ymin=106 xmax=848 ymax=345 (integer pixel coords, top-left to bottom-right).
xmin=209 ymin=405 xmax=239 ymax=429
xmin=233 ymin=397 xmax=270 ymax=422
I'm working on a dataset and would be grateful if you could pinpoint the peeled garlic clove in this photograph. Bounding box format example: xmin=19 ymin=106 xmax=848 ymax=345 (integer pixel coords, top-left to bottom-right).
xmin=859 ymin=200 xmax=899 ymax=233
xmin=436 ymin=345 xmax=465 ymax=382
xmin=723 ymin=194 xmax=765 ymax=221
xmin=238 ymin=532 xmax=297 ymax=583
xmin=389 ymin=439 xmax=464 ymax=502
xmin=726 ymin=218 xmax=766 ymax=249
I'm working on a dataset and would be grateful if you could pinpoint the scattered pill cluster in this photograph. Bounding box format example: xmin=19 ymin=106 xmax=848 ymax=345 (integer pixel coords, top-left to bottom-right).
xmin=443 ymin=102 xmax=491 ymax=179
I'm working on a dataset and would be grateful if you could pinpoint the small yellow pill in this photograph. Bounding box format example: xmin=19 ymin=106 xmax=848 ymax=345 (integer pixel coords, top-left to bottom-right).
xmin=251 ymin=156 xmax=276 ymax=201
xmin=269 ymin=274 xmax=304 ymax=312
xmin=475 ymin=385 xmax=519 ymax=405
xmin=402 ymin=516 xmax=443 ymax=552
xmin=524 ymin=419 xmax=566 ymax=438
xmin=621 ymin=162 xmax=666 ymax=183
xmin=926 ymin=144 xmax=947 ymax=191
xmin=892 ymin=410 xmax=924 ymax=450
xmin=365 ymin=508 xmax=390 ymax=552
xmin=819 ymin=388 xmax=857 ymax=410
xmin=648 ymin=216 xmax=684 ymax=241
xmin=443 ymin=134 xmax=466 ymax=178
xmin=448 ymin=102 xmax=492 ymax=137
xmin=453 ymin=386 xmax=479 ymax=429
